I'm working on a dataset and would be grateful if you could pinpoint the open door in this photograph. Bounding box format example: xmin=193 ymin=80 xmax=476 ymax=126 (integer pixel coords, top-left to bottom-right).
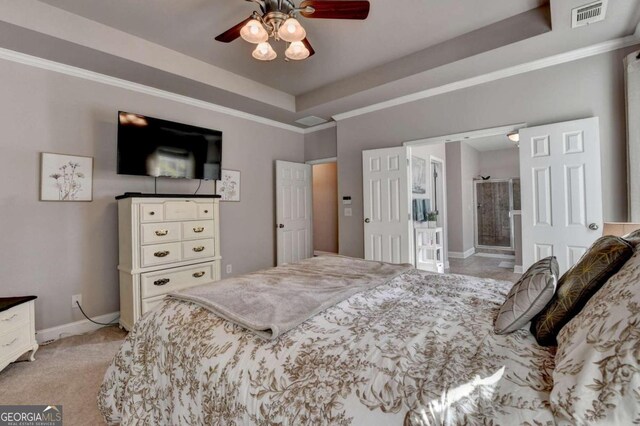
xmin=276 ymin=160 xmax=313 ymax=265
xmin=519 ymin=117 xmax=603 ymax=274
xmin=362 ymin=147 xmax=412 ymax=264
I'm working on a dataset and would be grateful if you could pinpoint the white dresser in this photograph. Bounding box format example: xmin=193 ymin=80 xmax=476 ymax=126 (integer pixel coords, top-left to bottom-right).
xmin=0 ymin=297 xmax=38 ymax=373
xmin=117 ymin=195 xmax=221 ymax=331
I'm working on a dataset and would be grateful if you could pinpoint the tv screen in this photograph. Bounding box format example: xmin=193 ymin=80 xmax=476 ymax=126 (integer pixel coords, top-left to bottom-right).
xmin=117 ymin=111 xmax=222 ymax=180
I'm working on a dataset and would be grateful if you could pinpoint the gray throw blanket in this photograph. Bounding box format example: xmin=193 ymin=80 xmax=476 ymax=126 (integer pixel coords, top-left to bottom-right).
xmin=169 ymin=255 xmax=412 ymax=339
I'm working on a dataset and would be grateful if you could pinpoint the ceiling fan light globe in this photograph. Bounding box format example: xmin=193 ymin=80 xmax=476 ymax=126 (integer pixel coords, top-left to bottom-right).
xmin=285 ymin=41 xmax=310 ymax=60
xmin=253 ymin=42 xmax=277 ymax=61
xmin=278 ymin=18 xmax=306 ymax=42
xmin=240 ymin=19 xmax=268 ymax=44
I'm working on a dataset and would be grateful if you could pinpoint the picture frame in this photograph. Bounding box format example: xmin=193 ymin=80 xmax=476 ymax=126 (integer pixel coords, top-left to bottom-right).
xmin=216 ymin=169 xmax=241 ymax=201
xmin=412 ymin=156 xmax=427 ymax=194
xmin=40 ymin=152 xmax=94 ymax=202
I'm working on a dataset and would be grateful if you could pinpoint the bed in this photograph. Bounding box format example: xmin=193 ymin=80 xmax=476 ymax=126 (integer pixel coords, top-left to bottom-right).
xmin=98 ymin=255 xmax=559 ymax=425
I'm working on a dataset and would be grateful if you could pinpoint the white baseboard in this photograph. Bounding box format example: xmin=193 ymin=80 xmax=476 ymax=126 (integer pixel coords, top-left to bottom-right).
xmin=514 ymin=265 xmax=524 ymax=274
xmin=448 ymin=248 xmax=475 ymax=259
xmin=36 ymin=311 xmax=120 ymax=344
xmin=475 ymin=252 xmax=516 ymax=260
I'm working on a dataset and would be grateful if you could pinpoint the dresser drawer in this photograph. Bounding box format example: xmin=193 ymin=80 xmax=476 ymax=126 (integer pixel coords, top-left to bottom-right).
xmin=198 ymin=203 xmax=214 ymax=219
xmin=140 ymin=263 xmax=215 ymax=298
xmin=182 ymin=221 xmax=214 ymax=240
xmin=165 ymin=201 xmax=198 ymax=221
xmin=0 ymin=303 xmax=29 ymax=332
xmin=140 ymin=204 xmax=164 ymax=223
xmin=140 ymin=222 xmax=181 ymax=245
xmin=141 ymin=295 xmax=166 ymax=315
xmin=182 ymin=239 xmax=215 ymax=260
xmin=0 ymin=325 xmax=30 ymax=357
xmin=140 ymin=242 xmax=182 ymax=268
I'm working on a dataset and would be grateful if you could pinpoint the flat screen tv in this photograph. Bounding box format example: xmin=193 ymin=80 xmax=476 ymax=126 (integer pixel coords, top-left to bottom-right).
xmin=117 ymin=111 xmax=222 ymax=180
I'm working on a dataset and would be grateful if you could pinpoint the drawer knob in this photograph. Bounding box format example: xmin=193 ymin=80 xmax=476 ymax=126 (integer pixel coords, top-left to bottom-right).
xmin=155 ymin=229 xmax=169 ymax=236
xmin=154 ymin=250 xmax=170 ymax=257
xmin=193 ymin=246 xmax=205 ymax=253
xmin=154 ymin=278 xmax=170 ymax=286
xmin=193 ymin=227 xmax=205 ymax=233
xmin=204 ymin=210 xmax=209 ymax=214
xmin=1 ymin=314 xmax=17 ymax=322
xmin=193 ymin=271 xmax=206 ymax=278
xmin=2 ymin=337 xmax=18 ymax=347
xmin=149 ymin=211 xmax=155 ymax=216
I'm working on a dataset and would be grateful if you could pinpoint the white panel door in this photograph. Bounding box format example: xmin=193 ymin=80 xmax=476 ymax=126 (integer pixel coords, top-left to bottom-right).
xmin=520 ymin=117 xmax=602 ymax=274
xmin=362 ymin=147 xmax=412 ymax=264
xmin=276 ymin=161 xmax=313 ymax=266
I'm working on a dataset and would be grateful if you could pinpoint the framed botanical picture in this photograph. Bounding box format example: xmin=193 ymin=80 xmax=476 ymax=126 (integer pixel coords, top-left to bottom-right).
xmin=216 ymin=169 xmax=240 ymax=201
xmin=40 ymin=153 xmax=93 ymax=201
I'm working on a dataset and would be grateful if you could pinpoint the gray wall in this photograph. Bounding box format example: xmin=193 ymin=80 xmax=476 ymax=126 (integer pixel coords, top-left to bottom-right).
xmin=445 ymin=142 xmax=479 ymax=254
xmin=337 ymin=47 xmax=634 ymax=258
xmin=0 ymin=58 xmax=304 ymax=330
xmin=478 ymin=147 xmax=520 ymax=179
xmin=304 ymin=126 xmax=337 ymax=162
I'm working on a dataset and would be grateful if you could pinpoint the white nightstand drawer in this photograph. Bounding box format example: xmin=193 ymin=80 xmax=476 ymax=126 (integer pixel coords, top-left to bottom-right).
xmin=141 ymin=295 xmax=166 ymax=315
xmin=0 ymin=325 xmax=30 ymax=356
xmin=182 ymin=239 xmax=215 ymax=260
xmin=165 ymin=201 xmax=198 ymax=221
xmin=140 ymin=242 xmax=182 ymax=268
xmin=140 ymin=204 xmax=164 ymax=222
xmin=140 ymin=222 xmax=182 ymax=245
xmin=0 ymin=303 xmax=29 ymax=331
xmin=182 ymin=221 xmax=214 ymax=240
xmin=198 ymin=203 xmax=214 ymax=219
xmin=140 ymin=263 xmax=215 ymax=298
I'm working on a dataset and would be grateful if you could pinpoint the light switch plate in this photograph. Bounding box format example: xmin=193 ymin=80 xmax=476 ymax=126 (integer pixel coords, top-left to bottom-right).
xmin=344 ymin=208 xmax=352 ymax=217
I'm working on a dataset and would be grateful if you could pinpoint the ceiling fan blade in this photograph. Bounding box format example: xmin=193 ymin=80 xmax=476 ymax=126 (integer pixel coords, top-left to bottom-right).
xmin=214 ymin=17 xmax=253 ymax=43
xmin=299 ymin=1 xmax=370 ymax=20
xmin=302 ymin=38 xmax=315 ymax=57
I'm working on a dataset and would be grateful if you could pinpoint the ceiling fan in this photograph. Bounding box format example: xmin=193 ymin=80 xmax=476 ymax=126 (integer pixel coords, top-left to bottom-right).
xmin=215 ymin=0 xmax=370 ymax=61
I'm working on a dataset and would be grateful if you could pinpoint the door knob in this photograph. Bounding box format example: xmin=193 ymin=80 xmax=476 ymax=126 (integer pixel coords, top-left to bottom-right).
xmin=588 ymin=223 xmax=599 ymax=231
xmin=278 ymin=224 xmax=284 ymax=228
xmin=364 ymin=218 xmax=370 ymax=223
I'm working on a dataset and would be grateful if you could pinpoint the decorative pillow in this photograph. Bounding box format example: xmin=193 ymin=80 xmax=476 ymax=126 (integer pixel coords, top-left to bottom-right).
xmin=494 ymin=256 xmax=558 ymax=335
xmin=530 ymin=236 xmax=634 ymax=346
xmin=623 ymin=228 xmax=640 ymax=248
xmin=551 ymin=249 xmax=640 ymax=424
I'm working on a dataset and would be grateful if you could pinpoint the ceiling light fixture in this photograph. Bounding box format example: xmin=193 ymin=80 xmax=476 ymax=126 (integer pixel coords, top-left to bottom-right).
xmin=285 ymin=41 xmax=310 ymax=60
xmin=215 ymin=0 xmax=371 ymax=62
xmin=252 ymin=42 xmax=277 ymax=61
xmin=507 ymin=132 xmax=520 ymax=143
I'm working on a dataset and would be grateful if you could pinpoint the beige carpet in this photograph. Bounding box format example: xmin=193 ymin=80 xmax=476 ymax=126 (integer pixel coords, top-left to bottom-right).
xmin=0 ymin=326 xmax=126 ymax=426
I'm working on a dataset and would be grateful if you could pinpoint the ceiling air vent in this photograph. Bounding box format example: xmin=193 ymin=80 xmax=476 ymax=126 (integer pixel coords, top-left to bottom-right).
xmin=295 ymin=116 xmax=328 ymax=127
xmin=572 ymin=1 xmax=607 ymax=28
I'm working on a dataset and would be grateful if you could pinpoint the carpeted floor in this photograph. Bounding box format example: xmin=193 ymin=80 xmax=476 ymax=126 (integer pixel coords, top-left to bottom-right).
xmin=0 ymin=326 xmax=127 ymax=426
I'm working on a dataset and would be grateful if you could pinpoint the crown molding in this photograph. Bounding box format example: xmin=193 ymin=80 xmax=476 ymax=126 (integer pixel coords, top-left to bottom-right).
xmin=0 ymin=47 xmax=307 ymax=134
xmin=302 ymin=121 xmax=337 ymax=134
xmin=333 ymin=35 xmax=640 ymax=122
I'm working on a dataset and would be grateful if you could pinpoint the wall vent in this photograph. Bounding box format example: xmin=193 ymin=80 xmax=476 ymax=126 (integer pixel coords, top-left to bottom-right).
xmin=572 ymin=1 xmax=607 ymax=28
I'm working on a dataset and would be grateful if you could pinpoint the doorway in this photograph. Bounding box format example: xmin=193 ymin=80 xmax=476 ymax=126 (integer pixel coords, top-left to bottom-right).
xmin=474 ymin=178 xmax=520 ymax=250
xmin=309 ymin=159 xmax=339 ymax=254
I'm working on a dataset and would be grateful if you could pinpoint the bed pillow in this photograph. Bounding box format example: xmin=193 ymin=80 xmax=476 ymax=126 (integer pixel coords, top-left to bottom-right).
xmin=530 ymin=236 xmax=634 ymax=346
xmin=494 ymin=256 xmax=558 ymax=335
xmin=623 ymin=228 xmax=640 ymax=248
xmin=550 ymin=248 xmax=640 ymax=424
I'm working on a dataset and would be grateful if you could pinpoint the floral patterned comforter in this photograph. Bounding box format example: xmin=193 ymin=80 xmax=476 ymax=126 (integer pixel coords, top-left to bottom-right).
xmin=98 ymin=269 xmax=556 ymax=425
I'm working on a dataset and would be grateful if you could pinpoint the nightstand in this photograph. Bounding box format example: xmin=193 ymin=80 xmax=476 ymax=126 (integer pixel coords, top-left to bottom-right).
xmin=0 ymin=296 xmax=38 ymax=373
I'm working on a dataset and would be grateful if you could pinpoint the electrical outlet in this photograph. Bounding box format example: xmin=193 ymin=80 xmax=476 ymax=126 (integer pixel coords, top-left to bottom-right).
xmin=226 ymin=264 xmax=232 ymax=274
xmin=71 ymin=294 xmax=82 ymax=309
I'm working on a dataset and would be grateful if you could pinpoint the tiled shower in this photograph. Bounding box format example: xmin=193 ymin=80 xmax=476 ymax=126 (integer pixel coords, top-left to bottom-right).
xmin=475 ymin=179 xmax=520 ymax=249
